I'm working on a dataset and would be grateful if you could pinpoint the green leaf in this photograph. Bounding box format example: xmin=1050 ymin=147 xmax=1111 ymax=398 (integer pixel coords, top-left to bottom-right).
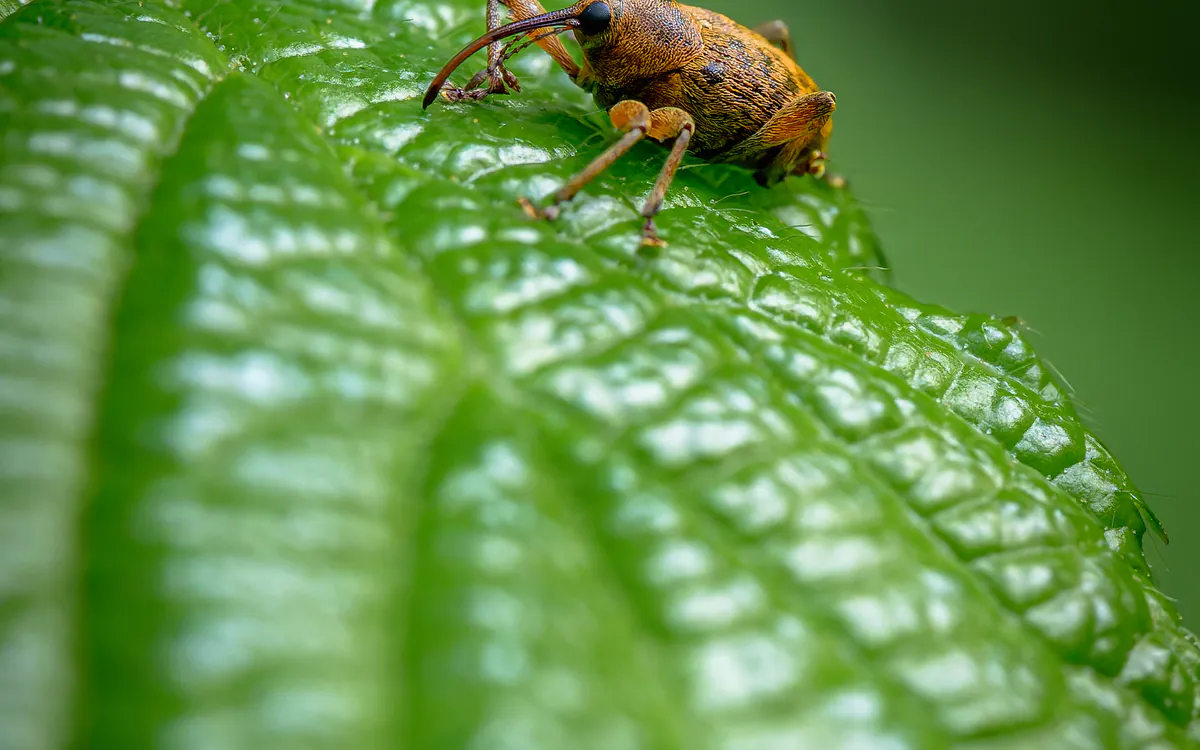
xmin=0 ymin=0 xmax=1196 ymax=748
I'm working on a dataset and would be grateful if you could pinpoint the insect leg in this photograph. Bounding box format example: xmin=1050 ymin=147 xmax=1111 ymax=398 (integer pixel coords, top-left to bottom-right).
xmin=639 ymin=107 xmax=696 ymax=248
xmin=753 ymin=20 xmax=795 ymax=59
xmin=520 ymin=101 xmax=652 ymax=221
xmin=483 ymin=0 xmax=516 ymax=93
xmin=722 ymin=91 xmax=835 ymax=186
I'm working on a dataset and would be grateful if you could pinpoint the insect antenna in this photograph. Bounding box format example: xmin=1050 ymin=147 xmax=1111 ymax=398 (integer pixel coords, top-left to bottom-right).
xmin=504 ymin=26 xmax=575 ymax=65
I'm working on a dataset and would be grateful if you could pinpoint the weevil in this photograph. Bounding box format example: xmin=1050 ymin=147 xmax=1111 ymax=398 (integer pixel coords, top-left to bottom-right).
xmin=422 ymin=0 xmax=838 ymax=247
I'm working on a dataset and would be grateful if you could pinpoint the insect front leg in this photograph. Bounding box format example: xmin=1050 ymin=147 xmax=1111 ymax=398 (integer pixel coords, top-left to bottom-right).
xmin=441 ymin=0 xmax=581 ymax=102
xmin=520 ymin=101 xmax=696 ymax=248
xmin=638 ymin=107 xmax=695 ymax=248
xmin=484 ymin=0 xmax=521 ymax=94
xmin=520 ymin=100 xmax=652 ymax=221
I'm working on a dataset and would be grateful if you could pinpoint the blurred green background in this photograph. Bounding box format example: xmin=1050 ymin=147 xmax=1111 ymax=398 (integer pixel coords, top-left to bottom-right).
xmin=702 ymin=0 xmax=1200 ymax=624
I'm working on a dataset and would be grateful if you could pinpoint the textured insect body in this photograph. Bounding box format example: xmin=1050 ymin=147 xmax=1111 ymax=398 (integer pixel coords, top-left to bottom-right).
xmin=423 ymin=0 xmax=838 ymax=246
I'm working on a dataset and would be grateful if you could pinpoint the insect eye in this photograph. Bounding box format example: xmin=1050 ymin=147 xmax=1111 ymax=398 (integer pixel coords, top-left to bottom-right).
xmin=577 ymin=2 xmax=612 ymax=35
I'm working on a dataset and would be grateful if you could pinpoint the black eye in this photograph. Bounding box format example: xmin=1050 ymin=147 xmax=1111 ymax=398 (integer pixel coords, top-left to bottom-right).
xmin=577 ymin=2 xmax=611 ymax=35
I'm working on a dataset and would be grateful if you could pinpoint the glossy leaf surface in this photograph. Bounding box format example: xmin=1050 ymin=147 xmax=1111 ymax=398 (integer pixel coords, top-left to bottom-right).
xmin=0 ymin=0 xmax=1196 ymax=748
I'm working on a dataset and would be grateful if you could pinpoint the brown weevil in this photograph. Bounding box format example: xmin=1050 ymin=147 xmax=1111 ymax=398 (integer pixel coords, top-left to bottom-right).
xmin=422 ymin=0 xmax=838 ymax=247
